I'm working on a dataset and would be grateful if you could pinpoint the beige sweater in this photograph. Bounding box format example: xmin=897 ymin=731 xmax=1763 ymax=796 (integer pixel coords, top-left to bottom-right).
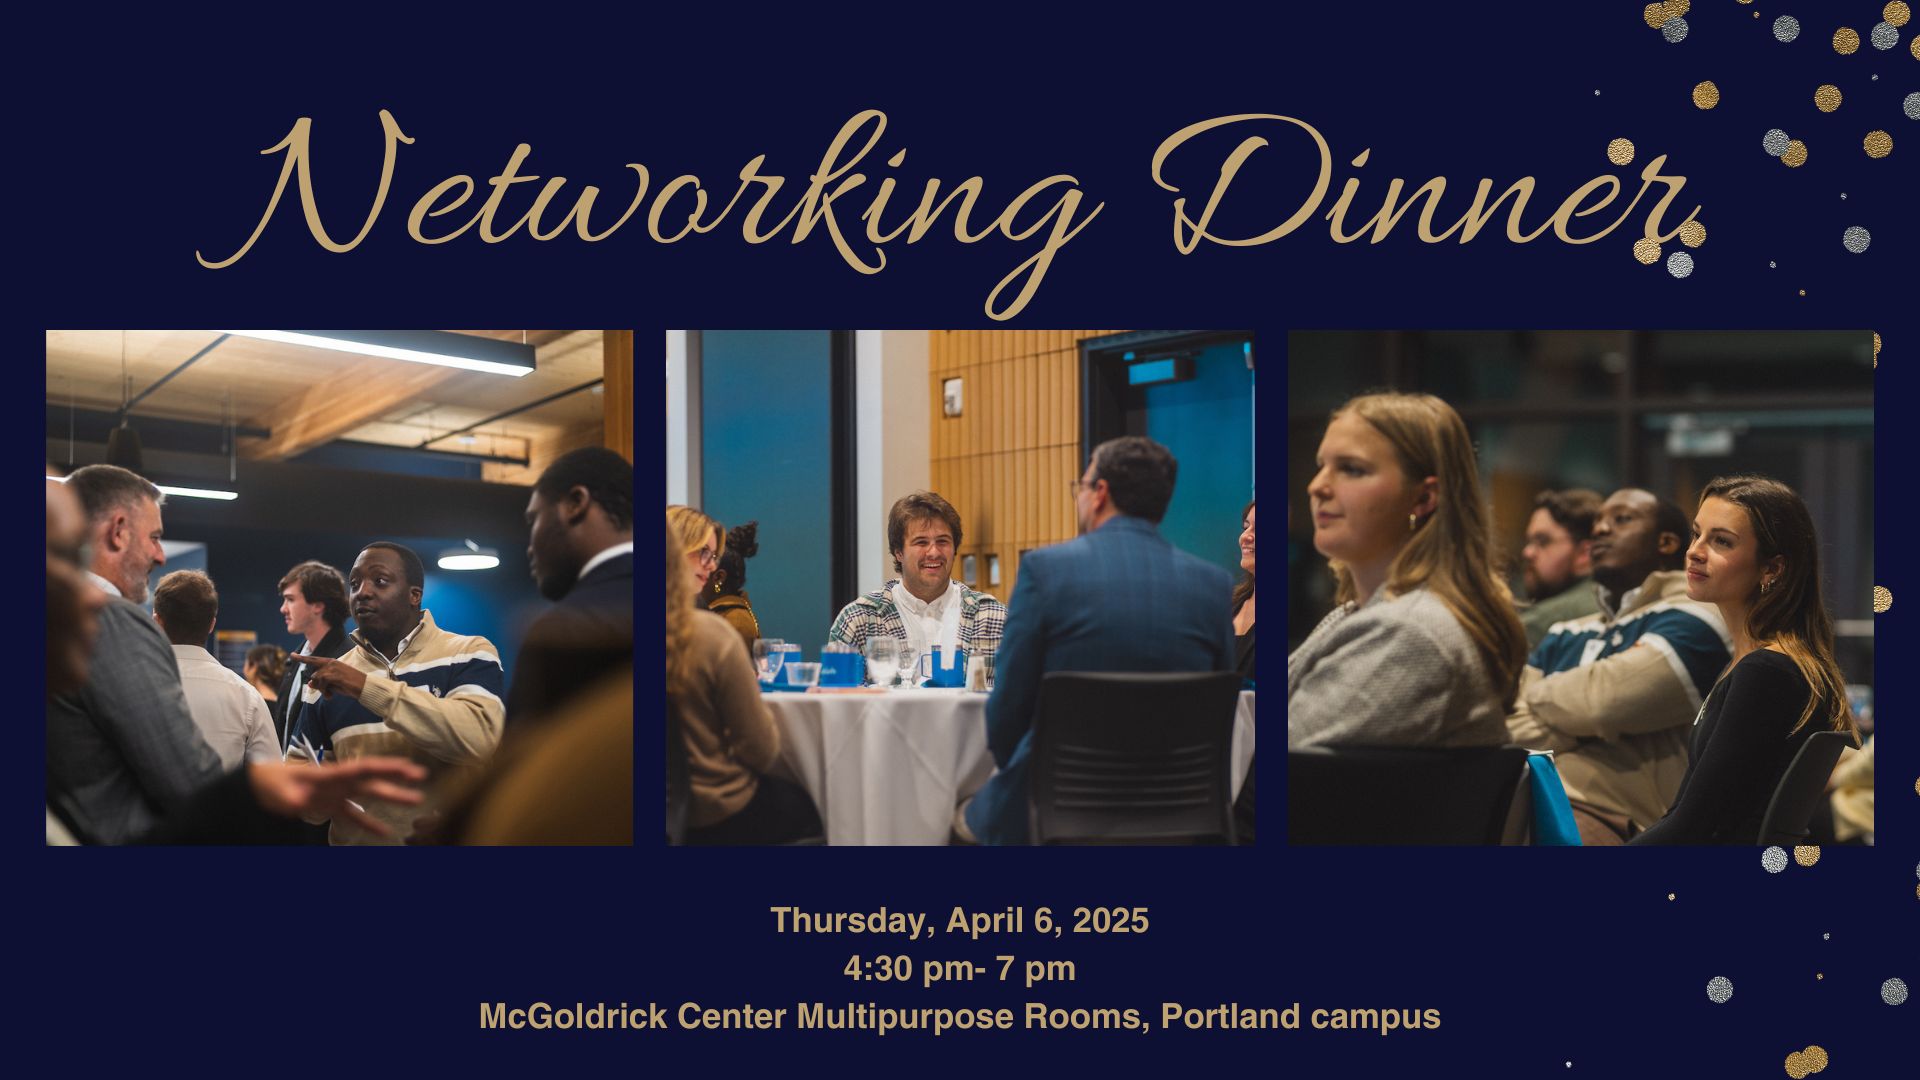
xmin=676 ymin=611 xmax=781 ymax=827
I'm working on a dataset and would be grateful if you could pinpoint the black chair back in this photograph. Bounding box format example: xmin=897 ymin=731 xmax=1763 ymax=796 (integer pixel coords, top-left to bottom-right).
xmin=1756 ymin=730 xmax=1852 ymax=846
xmin=1029 ymin=671 xmax=1243 ymax=845
xmin=1287 ymin=745 xmax=1530 ymax=845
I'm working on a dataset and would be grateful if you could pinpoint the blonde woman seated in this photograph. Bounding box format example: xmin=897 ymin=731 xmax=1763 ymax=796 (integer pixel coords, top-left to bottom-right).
xmin=665 ymin=513 xmax=822 ymax=845
xmin=1288 ymin=393 xmax=1527 ymax=748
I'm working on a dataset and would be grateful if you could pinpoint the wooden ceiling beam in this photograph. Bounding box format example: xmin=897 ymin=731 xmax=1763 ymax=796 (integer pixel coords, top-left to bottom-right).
xmin=239 ymin=358 xmax=461 ymax=460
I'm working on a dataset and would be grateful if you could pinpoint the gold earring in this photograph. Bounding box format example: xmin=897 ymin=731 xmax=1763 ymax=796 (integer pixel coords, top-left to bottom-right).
xmin=1761 ymin=578 xmax=1772 ymax=595
xmin=1408 ymin=513 xmax=1418 ymax=532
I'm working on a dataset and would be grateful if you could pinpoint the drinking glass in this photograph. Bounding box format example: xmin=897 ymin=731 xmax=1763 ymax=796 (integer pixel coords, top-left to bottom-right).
xmin=775 ymin=643 xmax=804 ymax=681
xmin=784 ymin=661 xmax=821 ymax=688
xmin=863 ymin=637 xmax=901 ymax=688
xmin=754 ymin=638 xmax=786 ymax=683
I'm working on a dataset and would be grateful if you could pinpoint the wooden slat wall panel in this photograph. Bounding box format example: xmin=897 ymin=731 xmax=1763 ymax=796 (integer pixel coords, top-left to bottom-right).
xmin=924 ymin=329 xmax=1137 ymax=602
xmin=603 ymin=330 xmax=634 ymax=462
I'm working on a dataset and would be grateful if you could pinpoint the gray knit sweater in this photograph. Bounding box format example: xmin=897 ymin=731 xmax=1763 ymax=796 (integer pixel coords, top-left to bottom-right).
xmin=1287 ymin=587 xmax=1510 ymax=750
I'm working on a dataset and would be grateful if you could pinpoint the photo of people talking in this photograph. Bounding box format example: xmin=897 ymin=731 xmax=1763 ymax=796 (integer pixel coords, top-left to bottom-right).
xmin=44 ymin=330 xmax=635 ymax=846
xmin=665 ymin=330 xmax=1256 ymax=846
xmin=1286 ymin=330 xmax=1873 ymax=846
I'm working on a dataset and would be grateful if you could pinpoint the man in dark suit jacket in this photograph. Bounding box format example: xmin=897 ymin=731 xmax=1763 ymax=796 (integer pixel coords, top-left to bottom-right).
xmin=274 ymin=560 xmax=353 ymax=753
xmin=508 ymin=447 xmax=635 ymax=730
xmin=963 ymin=437 xmax=1235 ymax=845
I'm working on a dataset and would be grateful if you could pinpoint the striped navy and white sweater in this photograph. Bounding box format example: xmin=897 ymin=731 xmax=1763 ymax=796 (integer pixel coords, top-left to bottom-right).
xmin=289 ymin=610 xmax=505 ymax=844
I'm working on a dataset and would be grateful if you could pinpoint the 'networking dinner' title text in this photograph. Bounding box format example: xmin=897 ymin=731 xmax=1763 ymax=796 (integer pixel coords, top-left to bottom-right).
xmin=196 ymin=110 xmax=1703 ymax=320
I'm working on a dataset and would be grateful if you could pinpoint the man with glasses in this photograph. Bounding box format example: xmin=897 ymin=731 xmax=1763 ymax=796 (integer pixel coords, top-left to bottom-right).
xmin=961 ymin=437 xmax=1235 ymax=845
xmin=1518 ymin=488 xmax=1603 ymax=650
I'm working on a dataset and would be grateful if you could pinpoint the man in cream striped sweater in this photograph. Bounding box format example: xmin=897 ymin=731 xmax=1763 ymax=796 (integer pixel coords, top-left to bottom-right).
xmin=288 ymin=542 xmax=505 ymax=844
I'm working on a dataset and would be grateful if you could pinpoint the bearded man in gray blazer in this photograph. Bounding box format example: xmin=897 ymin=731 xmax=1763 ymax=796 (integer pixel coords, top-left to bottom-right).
xmin=47 ymin=465 xmax=221 ymax=844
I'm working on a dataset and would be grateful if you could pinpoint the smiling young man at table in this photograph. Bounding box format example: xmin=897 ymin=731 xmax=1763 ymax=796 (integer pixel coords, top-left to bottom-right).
xmin=827 ymin=491 xmax=1007 ymax=671
xmin=286 ymin=542 xmax=506 ymax=844
xmin=960 ymin=437 xmax=1235 ymax=845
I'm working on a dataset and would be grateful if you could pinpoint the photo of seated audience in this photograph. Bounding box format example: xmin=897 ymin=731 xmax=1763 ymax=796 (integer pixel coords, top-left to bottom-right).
xmin=45 ymin=330 xmax=635 ymax=845
xmin=1286 ymin=331 xmax=1873 ymax=845
xmin=665 ymin=330 xmax=1256 ymax=845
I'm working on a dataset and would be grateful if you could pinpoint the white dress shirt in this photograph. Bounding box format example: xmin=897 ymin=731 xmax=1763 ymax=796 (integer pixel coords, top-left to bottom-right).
xmin=892 ymin=579 xmax=964 ymax=670
xmin=577 ymin=540 xmax=634 ymax=584
xmin=170 ymin=644 xmax=282 ymax=768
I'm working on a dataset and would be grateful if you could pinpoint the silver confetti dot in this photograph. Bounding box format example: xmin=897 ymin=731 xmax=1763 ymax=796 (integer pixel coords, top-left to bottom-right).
xmin=1667 ymin=251 xmax=1694 ymax=278
xmin=1663 ymin=17 xmax=1690 ymax=43
xmin=1763 ymin=845 xmax=1789 ymax=872
xmin=1905 ymin=92 xmax=1920 ymax=120
xmin=1764 ymin=129 xmax=1791 ymax=156
xmin=1844 ymin=226 xmax=1872 ymax=253
xmin=1885 ymin=978 xmax=1910 ymax=1005
xmin=1871 ymin=21 xmax=1898 ymax=49
xmin=1774 ymin=15 xmax=1801 ymax=42
xmin=1707 ymin=976 xmax=1734 ymax=1003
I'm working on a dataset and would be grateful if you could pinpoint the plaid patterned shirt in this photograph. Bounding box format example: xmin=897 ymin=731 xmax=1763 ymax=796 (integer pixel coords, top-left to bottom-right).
xmin=827 ymin=581 xmax=1007 ymax=661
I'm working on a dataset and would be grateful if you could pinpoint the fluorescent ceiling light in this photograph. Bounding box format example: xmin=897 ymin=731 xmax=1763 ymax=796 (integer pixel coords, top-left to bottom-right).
xmin=50 ymin=475 xmax=236 ymax=501
xmin=221 ymin=330 xmax=536 ymax=377
xmin=157 ymin=484 xmax=239 ymax=501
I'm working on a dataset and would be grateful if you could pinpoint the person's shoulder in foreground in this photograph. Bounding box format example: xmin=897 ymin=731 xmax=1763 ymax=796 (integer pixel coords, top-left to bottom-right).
xmin=1287 ymin=587 xmax=1507 ymax=750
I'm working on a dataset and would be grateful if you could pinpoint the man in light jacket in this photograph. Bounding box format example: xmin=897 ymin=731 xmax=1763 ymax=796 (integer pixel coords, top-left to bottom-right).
xmin=1507 ymin=489 xmax=1732 ymax=845
xmin=288 ymin=542 xmax=505 ymax=844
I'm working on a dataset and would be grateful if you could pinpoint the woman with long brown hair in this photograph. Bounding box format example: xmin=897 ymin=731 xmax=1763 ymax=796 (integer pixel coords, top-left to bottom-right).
xmin=244 ymin=644 xmax=288 ymax=734
xmin=1232 ymin=500 xmax=1255 ymax=679
xmin=1632 ymin=475 xmax=1857 ymax=844
xmin=1288 ymin=393 xmax=1528 ymax=748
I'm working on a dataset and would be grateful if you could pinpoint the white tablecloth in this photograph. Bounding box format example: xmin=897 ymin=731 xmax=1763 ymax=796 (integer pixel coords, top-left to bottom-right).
xmin=767 ymin=689 xmax=1255 ymax=845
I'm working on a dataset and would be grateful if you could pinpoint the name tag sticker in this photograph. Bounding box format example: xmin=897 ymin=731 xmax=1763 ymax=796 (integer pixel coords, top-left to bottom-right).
xmin=1578 ymin=639 xmax=1605 ymax=667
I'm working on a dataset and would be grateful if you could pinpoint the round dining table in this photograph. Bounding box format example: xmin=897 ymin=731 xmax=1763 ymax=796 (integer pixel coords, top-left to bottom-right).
xmin=764 ymin=688 xmax=1256 ymax=845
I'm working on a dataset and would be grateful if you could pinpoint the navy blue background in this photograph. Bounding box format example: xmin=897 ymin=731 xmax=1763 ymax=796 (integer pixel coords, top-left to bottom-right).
xmin=24 ymin=6 xmax=1913 ymax=1075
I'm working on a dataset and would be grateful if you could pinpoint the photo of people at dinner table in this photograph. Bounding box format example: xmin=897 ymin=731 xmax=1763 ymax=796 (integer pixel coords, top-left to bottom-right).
xmin=664 ymin=330 xmax=1257 ymax=846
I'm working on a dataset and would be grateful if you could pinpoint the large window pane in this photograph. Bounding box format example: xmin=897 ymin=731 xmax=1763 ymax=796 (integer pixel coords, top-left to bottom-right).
xmin=701 ymin=330 xmax=836 ymax=653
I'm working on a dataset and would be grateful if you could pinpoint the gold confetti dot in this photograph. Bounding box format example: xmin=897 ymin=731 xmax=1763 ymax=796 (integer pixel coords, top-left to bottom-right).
xmin=1912 ymin=35 xmax=1919 ymax=58
xmin=1815 ymin=85 xmax=1843 ymax=112
xmin=1693 ymin=80 xmax=1721 ymax=109
xmin=1668 ymin=892 xmax=1676 ymax=900
xmin=1875 ymin=586 xmax=1893 ymax=612
xmin=1663 ymin=0 xmax=1690 ymax=17
xmin=1817 ymin=973 xmax=1824 ymax=980
xmin=1783 ymin=140 xmax=1808 ymax=167
xmin=1795 ymin=845 xmax=1821 ymax=866
xmin=1800 ymin=289 xmax=1808 ymax=296
xmin=1784 ymin=1046 xmax=1830 ymax=1079
xmin=1634 ymin=238 xmax=1661 ymax=264
xmin=1889 ymin=3 xmax=1912 ymax=29
xmin=1875 ymin=332 xmax=1882 ymax=361
xmin=1865 ymin=130 xmax=1894 ymax=158
xmin=1836 ymin=27 xmax=1861 ymax=54
xmin=1608 ymin=138 xmax=1636 ymax=165
xmin=1678 ymin=220 xmax=1707 ymax=248
xmin=1643 ymin=3 xmax=1668 ymax=29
